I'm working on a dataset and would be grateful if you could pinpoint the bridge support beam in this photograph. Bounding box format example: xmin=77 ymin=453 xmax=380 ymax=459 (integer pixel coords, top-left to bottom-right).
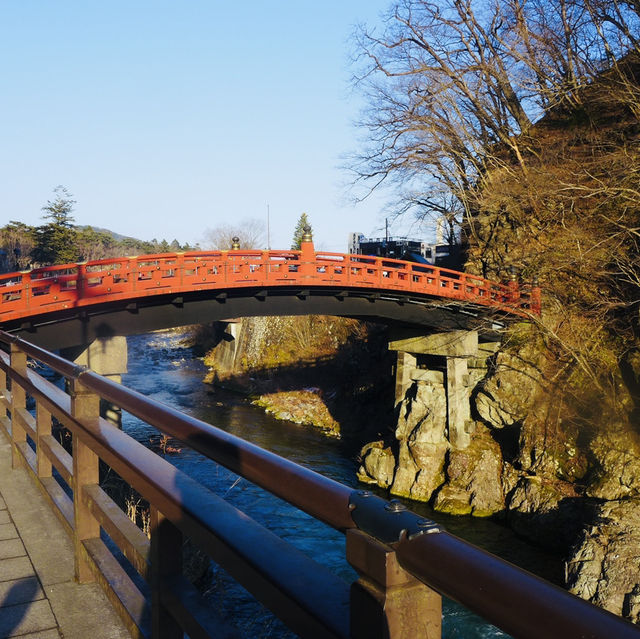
xmin=389 ymin=330 xmax=478 ymax=450
xmin=61 ymin=336 xmax=128 ymax=429
xmin=394 ymin=351 xmax=417 ymax=405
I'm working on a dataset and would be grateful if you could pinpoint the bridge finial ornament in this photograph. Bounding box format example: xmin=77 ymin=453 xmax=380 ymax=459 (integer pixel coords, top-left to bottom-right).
xmin=231 ymin=236 xmax=240 ymax=250
xmin=302 ymin=225 xmax=312 ymax=244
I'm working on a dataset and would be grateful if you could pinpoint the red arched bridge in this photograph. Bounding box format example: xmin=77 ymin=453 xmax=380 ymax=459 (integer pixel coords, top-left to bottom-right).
xmin=0 ymin=238 xmax=540 ymax=349
xmin=1 ymin=241 xmax=637 ymax=638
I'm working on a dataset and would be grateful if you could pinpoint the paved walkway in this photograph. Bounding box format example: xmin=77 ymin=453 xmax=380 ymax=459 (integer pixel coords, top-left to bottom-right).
xmin=0 ymin=433 xmax=130 ymax=638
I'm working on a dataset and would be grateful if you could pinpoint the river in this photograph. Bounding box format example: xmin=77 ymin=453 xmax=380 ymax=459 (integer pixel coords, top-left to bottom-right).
xmin=121 ymin=330 xmax=560 ymax=638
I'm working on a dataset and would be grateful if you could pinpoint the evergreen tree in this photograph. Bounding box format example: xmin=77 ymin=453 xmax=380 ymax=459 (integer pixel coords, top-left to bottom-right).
xmin=32 ymin=186 xmax=79 ymax=265
xmin=291 ymin=212 xmax=312 ymax=250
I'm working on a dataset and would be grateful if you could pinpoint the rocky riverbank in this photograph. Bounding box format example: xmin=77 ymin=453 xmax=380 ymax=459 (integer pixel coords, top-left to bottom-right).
xmin=194 ymin=316 xmax=395 ymax=443
xmin=252 ymin=389 xmax=341 ymax=437
xmin=357 ymin=322 xmax=640 ymax=624
xmin=195 ymin=312 xmax=640 ymax=624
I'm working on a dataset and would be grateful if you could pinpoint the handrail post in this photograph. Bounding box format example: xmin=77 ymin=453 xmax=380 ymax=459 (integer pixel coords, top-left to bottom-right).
xmin=150 ymin=507 xmax=183 ymax=639
xmin=176 ymin=252 xmax=184 ymax=287
xmin=21 ymin=270 xmax=31 ymax=313
xmin=508 ymin=267 xmax=520 ymax=306
xmin=10 ymin=342 xmax=27 ymax=469
xmin=70 ymin=376 xmax=101 ymax=583
xmin=0 ymin=361 xmax=7 ymax=438
xmin=77 ymin=262 xmax=87 ymax=300
xmin=36 ymin=401 xmax=52 ymax=479
xmin=347 ymin=528 xmax=442 ymax=639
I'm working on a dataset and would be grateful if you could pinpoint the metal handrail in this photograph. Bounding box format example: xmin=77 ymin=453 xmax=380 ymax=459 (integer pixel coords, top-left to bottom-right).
xmin=1 ymin=330 xmax=636 ymax=639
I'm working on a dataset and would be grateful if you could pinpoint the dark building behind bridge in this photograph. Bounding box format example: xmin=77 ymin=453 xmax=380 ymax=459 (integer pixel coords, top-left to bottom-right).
xmin=348 ymin=233 xmax=462 ymax=269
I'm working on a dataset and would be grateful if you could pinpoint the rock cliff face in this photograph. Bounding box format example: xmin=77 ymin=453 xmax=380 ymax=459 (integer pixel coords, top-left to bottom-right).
xmin=567 ymin=499 xmax=640 ymax=622
xmin=356 ymin=329 xmax=640 ymax=624
xmin=200 ymin=315 xmax=394 ymax=440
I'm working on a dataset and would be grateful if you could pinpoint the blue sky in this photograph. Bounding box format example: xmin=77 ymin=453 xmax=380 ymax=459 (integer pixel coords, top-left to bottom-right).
xmin=0 ymin=1 xmax=426 ymax=253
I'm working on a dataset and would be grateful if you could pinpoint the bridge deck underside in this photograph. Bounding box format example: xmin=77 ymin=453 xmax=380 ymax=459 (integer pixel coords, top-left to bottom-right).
xmin=2 ymin=286 xmax=509 ymax=350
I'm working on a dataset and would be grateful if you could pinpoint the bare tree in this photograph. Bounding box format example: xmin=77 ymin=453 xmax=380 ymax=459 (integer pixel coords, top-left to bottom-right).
xmin=350 ymin=0 xmax=547 ymax=253
xmin=351 ymin=0 xmax=640 ymax=424
xmin=350 ymin=0 xmax=640 ymax=240
xmin=202 ymin=218 xmax=266 ymax=250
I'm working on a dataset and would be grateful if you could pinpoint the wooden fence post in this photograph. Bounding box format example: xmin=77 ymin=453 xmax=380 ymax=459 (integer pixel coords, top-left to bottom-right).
xmin=347 ymin=528 xmax=442 ymax=639
xmin=10 ymin=342 xmax=27 ymax=469
xmin=0 ymin=359 xmax=8 ymax=438
xmin=36 ymin=401 xmax=52 ymax=479
xmin=70 ymin=376 xmax=101 ymax=583
xmin=150 ymin=506 xmax=183 ymax=639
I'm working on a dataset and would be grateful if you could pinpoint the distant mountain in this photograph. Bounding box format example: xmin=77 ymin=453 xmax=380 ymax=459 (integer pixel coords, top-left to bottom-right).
xmin=76 ymin=225 xmax=143 ymax=242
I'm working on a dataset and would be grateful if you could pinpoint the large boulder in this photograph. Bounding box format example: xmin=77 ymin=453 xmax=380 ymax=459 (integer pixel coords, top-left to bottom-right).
xmin=389 ymin=382 xmax=449 ymax=501
xmin=433 ymin=426 xmax=505 ymax=517
xmin=586 ymin=430 xmax=640 ymax=501
xmin=357 ymin=441 xmax=396 ymax=488
xmin=506 ymin=475 xmax=592 ymax=551
xmin=473 ymin=350 xmax=539 ymax=429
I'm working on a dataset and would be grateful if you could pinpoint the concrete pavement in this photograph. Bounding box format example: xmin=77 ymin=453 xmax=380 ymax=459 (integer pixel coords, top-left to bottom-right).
xmin=0 ymin=432 xmax=130 ymax=638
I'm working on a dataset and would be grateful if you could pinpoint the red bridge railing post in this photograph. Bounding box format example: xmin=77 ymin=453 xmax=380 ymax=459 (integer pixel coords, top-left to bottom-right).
xmin=531 ymin=278 xmax=542 ymax=315
xmin=20 ymin=270 xmax=31 ymax=314
xmin=508 ymin=266 xmax=520 ymax=306
xmin=76 ymin=262 xmax=87 ymax=301
xmin=299 ymin=224 xmax=315 ymax=278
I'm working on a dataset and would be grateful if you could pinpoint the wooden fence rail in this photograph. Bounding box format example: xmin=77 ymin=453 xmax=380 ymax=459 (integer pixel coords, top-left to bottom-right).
xmin=0 ymin=330 xmax=636 ymax=639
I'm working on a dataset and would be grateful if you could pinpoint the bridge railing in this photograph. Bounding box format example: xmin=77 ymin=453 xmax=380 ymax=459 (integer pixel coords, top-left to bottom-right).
xmin=0 ymin=246 xmax=541 ymax=324
xmin=1 ymin=330 xmax=637 ymax=639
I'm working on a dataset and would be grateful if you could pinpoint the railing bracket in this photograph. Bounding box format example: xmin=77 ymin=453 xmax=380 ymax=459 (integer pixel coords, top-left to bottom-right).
xmin=349 ymin=490 xmax=444 ymax=544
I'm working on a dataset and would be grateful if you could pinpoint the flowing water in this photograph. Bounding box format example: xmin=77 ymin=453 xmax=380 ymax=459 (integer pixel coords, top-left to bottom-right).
xmin=121 ymin=330 xmax=560 ymax=638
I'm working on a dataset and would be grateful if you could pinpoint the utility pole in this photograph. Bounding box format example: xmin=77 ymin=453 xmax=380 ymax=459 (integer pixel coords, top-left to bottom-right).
xmin=267 ymin=204 xmax=271 ymax=250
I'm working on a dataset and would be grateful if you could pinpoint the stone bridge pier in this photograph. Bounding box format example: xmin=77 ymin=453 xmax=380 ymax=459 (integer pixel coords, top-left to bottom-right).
xmin=389 ymin=329 xmax=482 ymax=450
xmin=358 ymin=327 xmax=501 ymax=503
xmin=60 ymin=336 xmax=128 ymax=428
